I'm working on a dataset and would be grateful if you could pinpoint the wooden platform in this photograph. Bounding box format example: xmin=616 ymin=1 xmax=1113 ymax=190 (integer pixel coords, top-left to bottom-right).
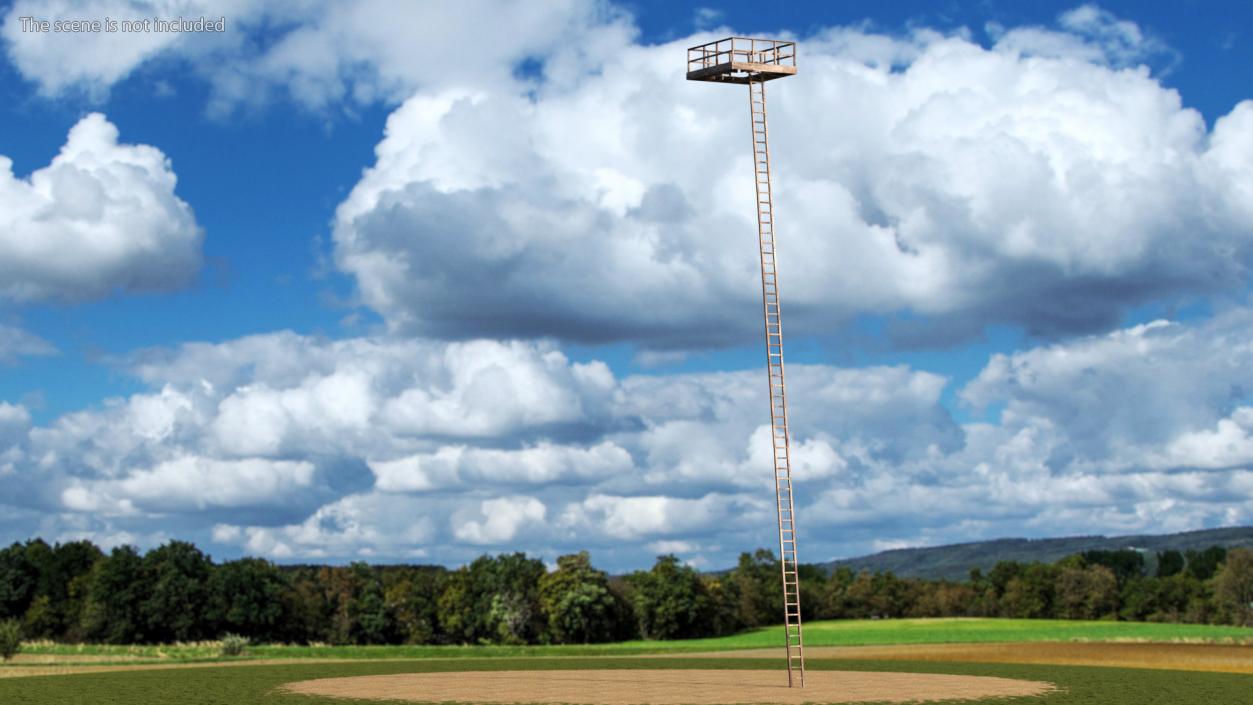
xmin=686 ymin=62 xmax=796 ymax=83
xmin=687 ymin=37 xmax=796 ymax=84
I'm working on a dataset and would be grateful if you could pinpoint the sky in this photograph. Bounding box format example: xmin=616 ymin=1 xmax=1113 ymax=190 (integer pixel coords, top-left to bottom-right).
xmin=1 ymin=0 xmax=1252 ymax=572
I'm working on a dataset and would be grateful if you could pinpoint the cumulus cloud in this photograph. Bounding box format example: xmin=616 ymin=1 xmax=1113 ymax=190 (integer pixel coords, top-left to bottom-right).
xmin=370 ymin=441 xmax=633 ymax=493
xmin=990 ymin=4 xmax=1177 ymax=69
xmin=1056 ymin=4 xmax=1176 ymax=66
xmin=559 ymin=493 xmax=760 ymax=541
xmin=1 ymin=6 xmax=1250 ymax=568
xmin=62 ymin=456 xmax=316 ymax=514
xmin=0 ymin=113 xmax=203 ymax=302
xmin=0 ymin=319 xmax=1250 ymax=567
xmin=1 ymin=334 xmax=626 ymax=559
xmin=454 ymin=496 xmax=547 ymax=545
xmin=962 ymin=310 xmax=1253 ymax=468
xmin=16 ymin=3 xmax=1238 ymax=348
xmin=1 ymin=0 xmax=629 ymax=112
xmin=214 ymin=493 xmax=436 ymax=560
xmin=9 ymin=5 xmax=1251 ymax=349
xmin=1 ymin=0 xmax=247 ymax=99
xmin=330 ymin=17 xmax=1253 ymax=349
xmin=1162 ymin=408 xmax=1253 ymax=470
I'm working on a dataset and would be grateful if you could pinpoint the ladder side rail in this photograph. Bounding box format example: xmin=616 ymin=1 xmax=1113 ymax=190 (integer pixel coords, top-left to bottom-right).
xmin=747 ymin=76 xmax=804 ymax=688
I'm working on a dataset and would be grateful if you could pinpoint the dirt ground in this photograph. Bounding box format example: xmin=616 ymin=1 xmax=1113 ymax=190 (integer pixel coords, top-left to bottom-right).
xmin=282 ymin=669 xmax=1054 ymax=704
xmin=0 ymin=657 xmax=359 ymax=679
xmin=2 ymin=640 xmax=1247 ymax=682
xmin=692 ymin=642 xmax=1253 ymax=675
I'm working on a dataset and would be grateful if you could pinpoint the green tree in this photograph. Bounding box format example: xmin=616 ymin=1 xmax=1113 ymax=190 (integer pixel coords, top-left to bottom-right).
xmin=437 ymin=554 xmax=545 ymax=644
xmin=483 ymin=554 xmax=546 ymax=644
xmin=47 ymin=541 xmax=102 ymax=638
xmin=702 ymin=575 xmax=743 ymax=636
xmin=206 ymin=558 xmax=288 ymax=642
xmin=1213 ymin=548 xmax=1253 ymax=627
xmin=1185 ymin=547 xmax=1228 ymax=581
xmin=726 ymin=549 xmax=783 ymax=628
xmin=80 ymin=546 xmax=145 ymax=644
xmin=538 ymin=551 xmax=627 ymax=644
xmin=1055 ymin=565 xmax=1118 ymax=619
xmin=1081 ymin=549 xmax=1145 ymax=586
xmin=140 ymin=541 xmax=212 ymax=642
xmin=280 ymin=571 xmax=328 ymax=644
xmin=965 ymin=568 xmax=999 ymax=616
xmin=319 ymin=566 xmax=356 ymax=645
xmin=21 ymin=540 xmax=55 ymax=606
xmin=385 ymin=568 xmax=445 ymax=645
xmin=350 ymin=563 xmax=393 ymax=645
xmin=0 ymin=618 xmax=20 ymax=661
xmin=876 ymin=572 xmax=918 ymax=618
xmin=987 ymin=561 xmax=1023 ymax=599
xmin=1120 ymin=573 xmax=1205 ymax=622
xmin=625 ymin=555 xmax=712 ymax=640
xmin=1083 ymin=565 xmax=1119 ymax=618
xmin=4 ymin=540 xmax=101 ymax=639
xmin=821 ymin=566 xmax=856 ymax=618
xmin=1000 ymin=563 xmax=1057 ymax=618
xmin=21 ymin=595 xmax=57 ymax=639
xmin=842 ymin=571 xmax=878 ymax=619
xmin=436 ymin=568 xmax=473 ymax=643
xmin=1156 ymin=550 xmax=1184 ymax=577
xmin=797 ymin=564 xmax=826 ymax=621
xmin=913 ymin=581 xmax=979 ymax=618
xmin=0 ymin=543 xmax=36 ymax=621
xmin=841 ymin=570 xmax=916 ymax=618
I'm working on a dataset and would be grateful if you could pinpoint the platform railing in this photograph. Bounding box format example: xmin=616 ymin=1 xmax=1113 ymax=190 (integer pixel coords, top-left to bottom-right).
xmin=687 ymin=37 xmax=796 ymax=73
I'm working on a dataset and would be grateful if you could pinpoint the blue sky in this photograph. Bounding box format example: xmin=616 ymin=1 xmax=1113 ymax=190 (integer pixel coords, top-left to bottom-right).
xmin=1 ymin=1 xmax=1252 ymax=571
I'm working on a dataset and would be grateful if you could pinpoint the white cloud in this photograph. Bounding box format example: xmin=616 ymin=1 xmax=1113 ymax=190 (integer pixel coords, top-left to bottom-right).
xmin=371 ymin=441 xmax=632 ymax=492
xmin=0 ymin=113 xmax=202 ymax=302
xmin=28 ymin=383 xmax=207 ymax=479
xmin=1 ymin=6 xmax=1251 ymax=567
xmin=0 ymin=403 xmax=31 ymax=477
xmin=368 ymin=449 xmax=457 ymax=493
xmin=0 ymin=315 xmax=1250 ymax=566
xmin=988 ymin=5 xmax=1176 ymax=69
xmin=961 ymin=311 xmax=1253 ymax=467
xmin=63 ymin=456 xmax=316 ymax=513
xmin=1056 ymin=4 xmax=1175 ymax=66
xmin=0 ymin=402 xmax=29 ymax=433
xmin=9 ymin=6 xmax=1249 ymax=351
xmin=2 ymin=1 xmax=630 ymax=112
xmin=648 ymin=539 xmax=699 ymax=554
xmin=382 ymin=340 xmax=616 ymax=439
xmin=219 ymin=492 xmax=436 ymax=560
xmin=1159 ymin=407 xmax=1253 ymax=470
xmin=331 ymin=22 xmax=1253 ymax=348
xmin=0 ymin=324 xmax=56 ymax=363
xmin=19 ymin=4 xmax=1222 ymax=347
xmin=2 ymin=1 xmax=214 ymax=98
xmin=453 ymin=495 xmax=547 ymax=545
xmin=560 ymin=493 xmax=758 ymax=541
xmin=210 ymin=370 xmax=376 ymax=457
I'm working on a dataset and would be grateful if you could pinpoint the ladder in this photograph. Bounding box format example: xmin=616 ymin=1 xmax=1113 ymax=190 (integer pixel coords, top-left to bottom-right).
xmin=748 ymin=75 xmax=805 ymax=688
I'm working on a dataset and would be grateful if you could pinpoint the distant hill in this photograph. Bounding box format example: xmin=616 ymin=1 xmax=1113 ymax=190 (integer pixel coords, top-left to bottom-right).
xmin=819 ymin=527 xmax=1253 ymax=581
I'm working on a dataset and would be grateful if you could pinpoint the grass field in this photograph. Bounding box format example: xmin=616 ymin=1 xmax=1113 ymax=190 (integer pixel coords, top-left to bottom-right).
xmin=2 ymin=656 xmax=1253 ymax=704
xmin=3 ymin=619 xmax=1252 ymax=704
xmin=14 ymin=618 xmax=1253 ymax=664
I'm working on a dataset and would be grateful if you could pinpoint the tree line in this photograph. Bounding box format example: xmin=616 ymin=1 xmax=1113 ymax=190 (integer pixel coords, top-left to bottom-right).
xmin=0 ymin=539 xmax=1249 ymax=645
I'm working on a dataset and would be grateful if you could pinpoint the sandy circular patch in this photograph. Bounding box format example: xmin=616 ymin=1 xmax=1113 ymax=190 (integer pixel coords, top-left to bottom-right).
xmin=687 ymin=642 xmax=1253 ymax=675
xmin=282 ymin=669 xmax=1053 ymax=704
